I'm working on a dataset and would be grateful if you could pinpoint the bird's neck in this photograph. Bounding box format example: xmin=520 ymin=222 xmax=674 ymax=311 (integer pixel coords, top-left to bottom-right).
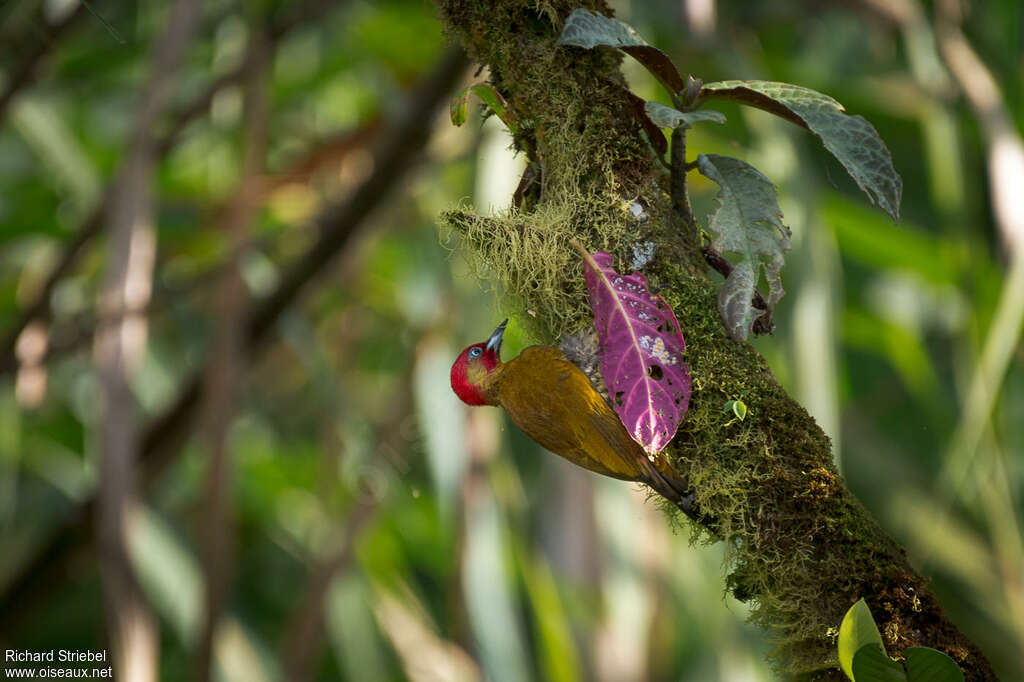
xmin=468 ymin=360 xmax=505 ymax=406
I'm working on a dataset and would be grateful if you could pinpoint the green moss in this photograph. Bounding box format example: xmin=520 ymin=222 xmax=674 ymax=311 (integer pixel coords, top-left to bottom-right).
xmin=441 ymin=194 xmax=672 ymax=341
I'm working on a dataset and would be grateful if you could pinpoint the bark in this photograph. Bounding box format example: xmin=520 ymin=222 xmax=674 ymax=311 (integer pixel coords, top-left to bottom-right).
xmin=435 ymin=2 xmax=995 ymax=679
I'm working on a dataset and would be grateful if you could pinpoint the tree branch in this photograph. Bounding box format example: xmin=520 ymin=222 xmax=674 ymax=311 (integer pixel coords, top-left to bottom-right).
xmin=436 ymin=2 xmax=994 ymax=678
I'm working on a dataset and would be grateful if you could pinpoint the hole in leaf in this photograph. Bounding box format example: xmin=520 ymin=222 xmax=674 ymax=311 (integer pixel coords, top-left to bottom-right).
xmin=614 ymin=391 xmax=624 ymax=407
xmin=647 ymin=365 xmax=664 ymax=381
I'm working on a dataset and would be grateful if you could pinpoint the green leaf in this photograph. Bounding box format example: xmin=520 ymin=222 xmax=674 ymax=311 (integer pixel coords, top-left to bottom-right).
xmin=12 ymin=96 xmax=102 ymax=213
xmin=557 ymin=9 xmax=684 ymax=94
xmin=450 ymin=90 xmax=469 ymax=126
xmin=697 ymin=153 xmax=791 ymax=342
xmin=645 ymin=101 xmax=726 ymax=129
xmin=450 ymin=84 xmax=517 ymax=133
xmin=852 ymin=644 xmax=907 ymax=682
xmin=701 ymin=80 xmax=902 ymax=221
xmin=838 ymin=599 xmax=886 ymax=680
xmin=513 ymin=541 xmax=583 ymax=682
xmin=128 ymin=506 xmax=201 ymax=642
xmin=723 ymin=399 xmax=747 ymax=420
xmin=326 ymin=575 xmax=391 ymax=682
xmin=904 ymin=647 xmax=964 ymax=682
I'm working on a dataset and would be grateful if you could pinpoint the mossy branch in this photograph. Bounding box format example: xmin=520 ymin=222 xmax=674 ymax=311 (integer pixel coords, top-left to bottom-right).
xmin=437 ymin=2 xmax=995 ymax=679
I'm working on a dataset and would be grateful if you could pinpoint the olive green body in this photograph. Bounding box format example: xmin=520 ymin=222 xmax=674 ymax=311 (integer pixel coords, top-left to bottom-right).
xmin=481 ymin=346 xmax=684 ymax=495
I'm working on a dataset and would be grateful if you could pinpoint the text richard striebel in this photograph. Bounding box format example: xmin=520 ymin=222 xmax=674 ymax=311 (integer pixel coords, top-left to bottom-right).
xmin=5 ymin=649 xmax=108 ymax=663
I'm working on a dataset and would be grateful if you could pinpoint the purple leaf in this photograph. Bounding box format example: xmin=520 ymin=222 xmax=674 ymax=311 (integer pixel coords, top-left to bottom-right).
xmin=575 ymin=245 xmax=691 ymax=454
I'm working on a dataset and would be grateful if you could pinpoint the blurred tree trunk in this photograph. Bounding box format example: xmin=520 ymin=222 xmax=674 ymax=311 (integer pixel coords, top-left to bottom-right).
xmin=93 ymin=1 xmax=201 ymax=679
xmin=436 ymin=2 xmax=996 ymax=679
xmin=193 ymin=19 xmax=272 ymax=682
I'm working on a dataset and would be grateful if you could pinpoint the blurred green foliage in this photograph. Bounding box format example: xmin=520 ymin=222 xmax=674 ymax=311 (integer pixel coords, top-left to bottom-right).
xmin=0 ymin=0 xmax=1021 ymax=680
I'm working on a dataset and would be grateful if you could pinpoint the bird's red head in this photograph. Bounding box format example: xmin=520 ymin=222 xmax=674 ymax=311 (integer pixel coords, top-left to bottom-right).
xmin=450 ymin=319 xmax=507 ymax=406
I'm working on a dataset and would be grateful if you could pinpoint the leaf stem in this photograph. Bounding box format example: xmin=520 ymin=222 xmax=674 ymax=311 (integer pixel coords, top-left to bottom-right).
xmin=670 ymin=126 xmax=699 ymax=244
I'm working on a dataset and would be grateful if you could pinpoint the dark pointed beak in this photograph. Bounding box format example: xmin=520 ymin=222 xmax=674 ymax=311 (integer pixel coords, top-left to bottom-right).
xmin=485 ymin=319 xmax=508 ymax=353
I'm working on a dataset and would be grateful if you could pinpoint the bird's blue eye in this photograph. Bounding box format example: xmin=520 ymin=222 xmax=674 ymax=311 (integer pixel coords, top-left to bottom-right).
xmin=469 ymin=347 xmax=482 ymax=358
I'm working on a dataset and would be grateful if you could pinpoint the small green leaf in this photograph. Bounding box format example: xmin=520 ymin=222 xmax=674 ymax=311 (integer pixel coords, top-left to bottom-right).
xmin=645 ymin=101 xmax=725 ymax=129
xmin=852 ymin=644 xmax=907 ymax=682
xmin=904 ymin=647 xmax=964 ymax=682
xmin=698 ymin=154 xmax=791 ymax=342
xmin=557 ymin=9 xmax=684 ymax=94
xmin=839 ymin=599 xmax=886 ymax=680
xmin=450 ymin=90 xmax=469 ymax=126
xmin=722 ymin=400 xmax=747 ymax=420
xmin=470 ymin=85 xmax=511 ymax=126
xmin=449 ymin=84 xmax=517 ymax=133
xmin=701 ymin=80 xmax=902 ymax=221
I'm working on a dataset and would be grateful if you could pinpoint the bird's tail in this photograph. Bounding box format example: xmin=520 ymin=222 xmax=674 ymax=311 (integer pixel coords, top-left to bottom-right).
xmin=632 ymin=451 xmax=703 ymax=522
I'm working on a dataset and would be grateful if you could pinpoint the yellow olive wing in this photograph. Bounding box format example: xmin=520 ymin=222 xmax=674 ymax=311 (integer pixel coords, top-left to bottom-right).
xmin=494 ymin=346 xmax=641 ymax=480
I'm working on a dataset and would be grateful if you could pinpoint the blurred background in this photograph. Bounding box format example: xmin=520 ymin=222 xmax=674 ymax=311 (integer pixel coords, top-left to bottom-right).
xmin=0 ymin=0 xmax=1021 ymax=680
